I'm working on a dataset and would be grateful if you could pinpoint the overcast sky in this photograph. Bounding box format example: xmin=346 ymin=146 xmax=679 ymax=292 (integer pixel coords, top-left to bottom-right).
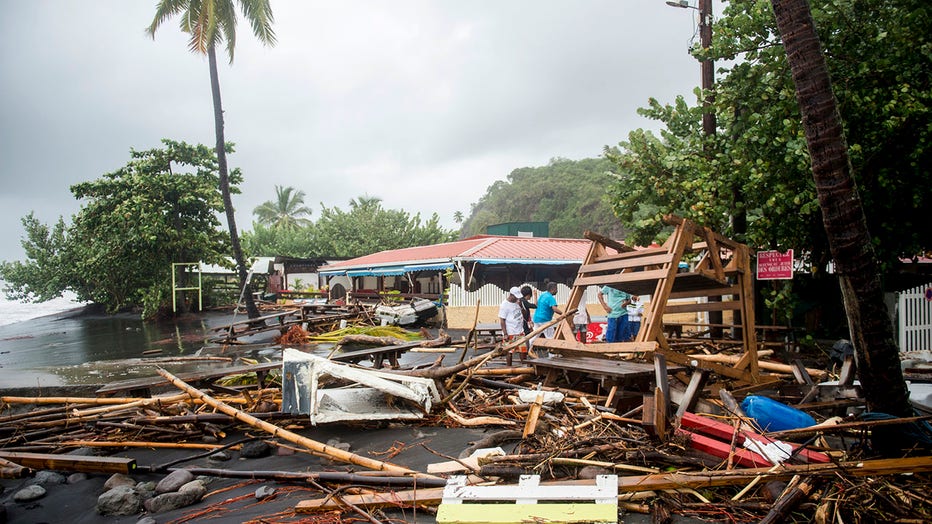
xmin=0 ymin=1 xmax=706 ymax=262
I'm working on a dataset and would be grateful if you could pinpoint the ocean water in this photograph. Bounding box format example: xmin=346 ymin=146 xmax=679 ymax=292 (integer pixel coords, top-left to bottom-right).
xmin=0 ymin=290 xmax=235 ymax=388
xmin=0 ymin=291 xmax=85 ymax=327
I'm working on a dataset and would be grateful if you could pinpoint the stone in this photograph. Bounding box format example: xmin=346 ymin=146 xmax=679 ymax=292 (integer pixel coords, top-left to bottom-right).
xmin=104 ymin=472 xmax=137 ymax=491
xmin=207 ymin=450 xmax=231 ymax=462
xmin=275 ymin=446 xmax=295 ymax=456
xmin=255 ymin=485 xmax=276 ymax=500
xmin=155 ymin=469 xmax=194 ymax=494
xmin=32 ymin=470 xmax=66 ymax=485
xmin=178 ymin=480 xmax=207 ymax=501
xmin=13 ymin=485 xmax=46 ymax=502
xmin=240 ymin=440 xmax=272 ymax=459
xmin=96 ymin=485 xmax=142 ymax=516
xmin=143 ymin=492 xmax=191 ymax=514
xmin=326 ymin=438 xmax=351 ymax=452
xmin=67 ymin=472 xmax=88 ymax=484
xmin=577 ymin=465 xmax=612 ymax=479
xmin=135 ymin=517 xmax=158 ymax=524
xmin=144 ymin=481 xmax=205 ymax=514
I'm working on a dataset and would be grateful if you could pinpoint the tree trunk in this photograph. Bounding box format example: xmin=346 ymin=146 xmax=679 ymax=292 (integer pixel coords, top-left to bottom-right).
xmin=771 ymin=0 xmax=910 ymax=416
xmin=207 ymin=45 xmax=260 ymax=319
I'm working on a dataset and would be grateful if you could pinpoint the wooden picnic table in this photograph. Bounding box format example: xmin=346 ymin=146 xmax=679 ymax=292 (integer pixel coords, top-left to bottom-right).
xmin=330 ymin=341 xmax=422 ymax=369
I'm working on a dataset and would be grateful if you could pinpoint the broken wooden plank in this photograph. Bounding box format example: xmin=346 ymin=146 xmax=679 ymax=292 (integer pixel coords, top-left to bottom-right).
xmin=0 ymin=451 xmax=136 ymax=474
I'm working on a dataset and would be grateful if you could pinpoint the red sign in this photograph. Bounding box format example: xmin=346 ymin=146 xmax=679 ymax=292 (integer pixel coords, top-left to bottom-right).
xmin=757 ymin=249 xmax=794 ymax=280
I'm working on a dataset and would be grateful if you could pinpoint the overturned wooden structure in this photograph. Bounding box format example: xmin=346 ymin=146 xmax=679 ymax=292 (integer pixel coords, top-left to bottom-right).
xmin=534 ymin=215 xmax=762 ymax=385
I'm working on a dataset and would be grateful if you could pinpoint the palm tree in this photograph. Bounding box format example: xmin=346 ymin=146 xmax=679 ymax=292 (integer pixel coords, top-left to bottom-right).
xmin=771 ymin=0 xmax=910 ymax=416
xmin=254 ymin=185 xmax=313 ymax=230
xmin=349 ymin=195 xmax=383 ymax=210
xmin=147 ymin=0 xmax=275 ymax=319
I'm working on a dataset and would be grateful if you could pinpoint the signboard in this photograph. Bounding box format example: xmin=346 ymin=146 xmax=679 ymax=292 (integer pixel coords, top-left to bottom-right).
xmin=757 ymin=249 xmax=794 ymax=280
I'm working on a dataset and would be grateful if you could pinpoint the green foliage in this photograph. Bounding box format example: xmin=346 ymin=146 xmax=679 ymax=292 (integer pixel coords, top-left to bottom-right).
xmin=244 ymin=194 xmax=458 ymax=259
xmin=606 ymin=0 xmax=931 ymax=267
xmin=0 ymin=140 xmax=234 ymax=318
xmin=147 ymin=0 xmax=276 ymax=63
xmin=242 ymin=221 xmax=315 ymax=258
xmin=461 ymin=158 xmax=622 ymax=239
xmin=253 ymin=185 xmax=312 ymax=230
xmin=313 ymin=196 xmax=457 ymax=258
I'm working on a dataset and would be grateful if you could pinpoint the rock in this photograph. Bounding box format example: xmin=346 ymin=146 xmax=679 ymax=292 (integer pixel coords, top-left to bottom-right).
xmin=13 ymin=485 xmax=46 ymax=502
xmin=255 ymin=485 xmax=276 ymax=500
xmin=96 ymin=485 xmax=142 ymax=516
xmin=240 ymin=440 xmax=271 ymax=459
xmin=208 ymin=450 xmax=231 ymax=462
xmin=104 ymin=472 xmax=137 ymax=491
xmin=144 ymin=480 xmax=206 ymax=514
xmin=144 ymin=492 xmax=189 ymax=514
xmin=201 ymin=435 xmax=218 ymax=444
xmin=136 ymin=481 xmax=157 ymax=493
xmin=326 ymin=438 xmax=351 ymax=452
xmin=155 ymin=469 xmax=194 ymax=494
xmin=577 ymin=465 xmax=612 ymax=479
xmin=135 ymin=517 xmax=158 ymax=524
xmin=275 ymin=446 xmax=295 ymax=456
xmin=32 ymin=470 xmax=66 ymax=485
xmin=67 ymin=472 xmax=88 ymax=484
xmin=179 ymin=480 xmax=207 ymax=501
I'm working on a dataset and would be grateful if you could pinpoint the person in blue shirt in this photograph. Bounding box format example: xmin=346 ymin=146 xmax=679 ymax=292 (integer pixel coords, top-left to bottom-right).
xmin=531 ymin=281 xmax=563 ymax=351
xmin=598 ymin=285 xmax=631 ymax=343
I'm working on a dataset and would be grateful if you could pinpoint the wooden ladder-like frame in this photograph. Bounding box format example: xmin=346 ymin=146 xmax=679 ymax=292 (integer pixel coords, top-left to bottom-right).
xmin=533 ymin=215 xmax=761 ymax=384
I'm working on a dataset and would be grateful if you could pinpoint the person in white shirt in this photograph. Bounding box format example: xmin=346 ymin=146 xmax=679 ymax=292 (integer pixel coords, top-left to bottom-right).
xmin=625 ymin=295 xmax=645 ymax=341
xmin=499 ymin=286 xmax=526 ymax=365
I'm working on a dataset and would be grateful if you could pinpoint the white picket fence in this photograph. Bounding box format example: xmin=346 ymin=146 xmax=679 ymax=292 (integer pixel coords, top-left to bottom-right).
xmin=898 ymin=282 xmax=932 ymax=351
xmin=448 ymin=283 xmax=603 ymax=308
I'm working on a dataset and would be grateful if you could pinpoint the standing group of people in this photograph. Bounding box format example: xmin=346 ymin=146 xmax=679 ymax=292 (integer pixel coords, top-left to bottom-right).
xmin=498 ymin=282 xmax=562 ymax=365
xmin=499 ymin=282 xmax=644 ymax=363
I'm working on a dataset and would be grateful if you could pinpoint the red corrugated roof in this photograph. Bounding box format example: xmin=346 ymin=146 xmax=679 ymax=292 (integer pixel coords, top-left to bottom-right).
xmin=322 ymin=235 xmax=596 ymax=271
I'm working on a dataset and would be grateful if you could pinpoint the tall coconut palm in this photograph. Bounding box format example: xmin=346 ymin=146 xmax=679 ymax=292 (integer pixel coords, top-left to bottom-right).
xmin=771 ymin=0 xmax=910 ymax=416
xmin=254 ymin=185 xmax=313 ymax=230
xmin=147 ymin=0 xmax=275 ymax=319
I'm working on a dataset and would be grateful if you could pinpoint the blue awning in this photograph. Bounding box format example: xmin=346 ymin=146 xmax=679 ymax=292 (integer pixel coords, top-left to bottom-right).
xmin=403 ymin=263 xmax=453 ymax=272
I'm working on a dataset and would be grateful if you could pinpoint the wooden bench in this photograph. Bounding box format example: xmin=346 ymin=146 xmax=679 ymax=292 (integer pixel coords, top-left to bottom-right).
xmin=330 ymin=342 xmax=421 ymax=368
xmin=437 ymin=474 xmax=618 ymax=524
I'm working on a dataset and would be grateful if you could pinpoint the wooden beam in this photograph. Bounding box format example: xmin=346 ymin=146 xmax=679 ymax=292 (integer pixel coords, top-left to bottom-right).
xmin=0 ymin=451 xmax=136 ymax=474
xmin=573 ymin=269 xmax=669 ymax=288
xmin=674 ymin=370 xmax=708 ymax=420
xmin=663 ymin=300 xmax=744 ymax=314
xmin=583 ymin=230 xmax=634 ymax=253
xmin=578 ymin=253 xmax=675 ymax=274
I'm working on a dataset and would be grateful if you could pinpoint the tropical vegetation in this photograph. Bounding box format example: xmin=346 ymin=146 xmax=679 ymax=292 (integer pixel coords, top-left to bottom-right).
xmin=459 ymin=158 xmax=624 ymax=240
xmin=253 ymin=185 xmax=313 ymax=230
xmin=0 ymin=141 xmax=235 ymax=318
xmin=605 ymin=0 xmax=930 ymax=272
xmin=147 ymin=0 xmax=276 ymax=319
xmin=242 ymin=193 xmax=458 ymax=259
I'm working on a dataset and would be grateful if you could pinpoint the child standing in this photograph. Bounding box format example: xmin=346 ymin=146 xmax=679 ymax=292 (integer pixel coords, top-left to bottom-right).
xmin=573 ymin=306 xmax=591 ymax=343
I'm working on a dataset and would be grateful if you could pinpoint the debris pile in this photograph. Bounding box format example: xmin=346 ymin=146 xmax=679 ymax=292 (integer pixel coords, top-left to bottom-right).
xmin=2 ymin=322 xmax=931 ymax=523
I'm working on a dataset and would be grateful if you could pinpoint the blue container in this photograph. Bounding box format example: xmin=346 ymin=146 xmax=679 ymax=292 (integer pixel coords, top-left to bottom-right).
xmin=741 ymin=395 xmax=816 ymax=432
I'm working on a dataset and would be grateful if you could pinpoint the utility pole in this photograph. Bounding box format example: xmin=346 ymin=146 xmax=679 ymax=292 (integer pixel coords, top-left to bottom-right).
xmin=698 ymin=0 xmax=715 ymax=137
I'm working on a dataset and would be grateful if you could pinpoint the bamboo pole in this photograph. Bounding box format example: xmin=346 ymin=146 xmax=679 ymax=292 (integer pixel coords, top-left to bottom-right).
xmin=155 ymin=368 xmax=419 ymax=475
xmin=58 ymin=441 xmax=242 ymax=451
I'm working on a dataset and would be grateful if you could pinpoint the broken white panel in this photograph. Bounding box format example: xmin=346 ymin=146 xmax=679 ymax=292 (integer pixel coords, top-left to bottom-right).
xmin=281 ymin=348 xmax=440 ymax=425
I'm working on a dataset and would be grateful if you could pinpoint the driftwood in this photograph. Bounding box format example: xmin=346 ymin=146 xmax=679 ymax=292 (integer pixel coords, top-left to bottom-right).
xmin=155 ymin=368 xmax=421 ymax=475
xmin=164 ymin=467 xmax=449 ymax=487
xmin=0 ymin=451 xmax=136 ymax=474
